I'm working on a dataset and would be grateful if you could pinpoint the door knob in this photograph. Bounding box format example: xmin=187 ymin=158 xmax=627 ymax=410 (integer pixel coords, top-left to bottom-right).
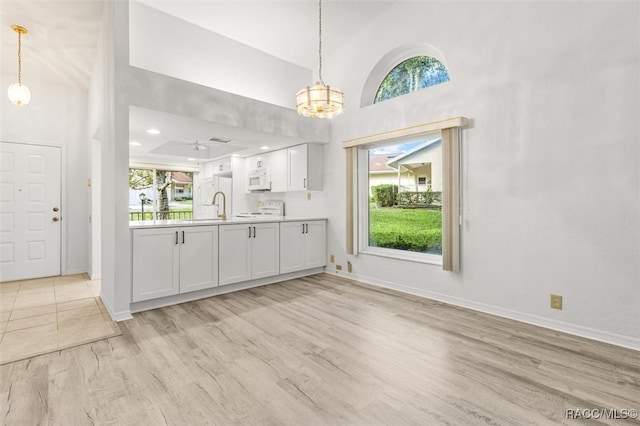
xmin=52 ymin=217 xmax=60 ymax=222
xmin=53 ymin=207 xmax=59 ymax=212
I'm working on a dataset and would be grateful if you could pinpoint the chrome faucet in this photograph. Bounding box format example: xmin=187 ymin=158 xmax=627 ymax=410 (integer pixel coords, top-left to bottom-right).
xmin=212 ymin=191 xmax=227 ymax=220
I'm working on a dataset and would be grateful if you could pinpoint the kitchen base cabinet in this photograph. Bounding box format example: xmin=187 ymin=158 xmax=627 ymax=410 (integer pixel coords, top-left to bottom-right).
xmin=219 ymin=222 xmax=280 ymax=286
xmin=280 ymin=220 xmax=326 ymax=274
xmin=132 ymin=226 xmax=218 ymax=302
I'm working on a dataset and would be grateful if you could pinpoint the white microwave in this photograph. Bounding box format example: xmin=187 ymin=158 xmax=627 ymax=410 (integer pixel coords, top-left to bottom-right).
xmin=247 ymin=168 xmax=271 ymax=191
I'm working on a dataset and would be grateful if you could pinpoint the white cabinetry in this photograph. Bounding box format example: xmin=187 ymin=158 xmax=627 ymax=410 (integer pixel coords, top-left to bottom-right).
xmin=268 ymin=149 xmax=287 ymax=192
xmin=280 ymin=220 xmax=326 ymax=274
xmin=218 ymin=222 xmax=280 ymax=285
xmin=212 ymin=157 xmax=232 ymax=175
xmin=287 ymin=144 xmax=323 ymax=191
xmin=132 ymin=226 xmax=219 ymax=302
xmin=246 ymin=154 xmax=268 ymax=170
xmin=203 ymin=157 xmax=232 ymax=177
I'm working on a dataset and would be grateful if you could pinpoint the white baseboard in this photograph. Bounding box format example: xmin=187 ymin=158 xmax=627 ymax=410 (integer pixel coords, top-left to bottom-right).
xmin=100 ymin=294 xmax=133 ymax=322
xmin=131 ymin=268 xmax=325 ymax=314
xmin=337 ymin=271 xmax=640 ymax=352
xmin=64 ymin=268 xmax=88 ymax=276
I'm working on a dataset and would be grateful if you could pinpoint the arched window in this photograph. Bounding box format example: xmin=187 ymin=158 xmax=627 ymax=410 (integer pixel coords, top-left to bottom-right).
xmin=374 ymin=56 xmax=450 ymax=104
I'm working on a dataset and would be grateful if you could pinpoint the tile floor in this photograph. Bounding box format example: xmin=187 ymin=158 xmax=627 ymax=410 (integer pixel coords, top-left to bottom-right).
xmin=0 ymin=274 xmax=122 ymax=365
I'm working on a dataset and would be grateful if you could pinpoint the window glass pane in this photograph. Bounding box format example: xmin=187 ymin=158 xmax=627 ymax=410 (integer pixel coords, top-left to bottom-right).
xmin=367 ymin=137 xmax=442 ymax=255
xmin=128 ymin=168 xmax=193 ymax=221
xmin=374 ymin=56 xmax=450 ymax=104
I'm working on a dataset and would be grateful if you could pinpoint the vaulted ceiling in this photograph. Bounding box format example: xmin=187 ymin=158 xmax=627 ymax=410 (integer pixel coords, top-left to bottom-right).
xmin=2 ymin=0 xmax=395 ymax=90
xmin=1 ymin=0 xmax=396 ymax=164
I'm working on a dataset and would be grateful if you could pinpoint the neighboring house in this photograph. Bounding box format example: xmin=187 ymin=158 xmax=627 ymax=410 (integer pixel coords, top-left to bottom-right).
xmin=385 ymin=138 xmax=442 ymax=192
xmin=368 ymin=153 xmax=402 ymax=194
xmin=170 ymin=171 xmax=193 ymax=200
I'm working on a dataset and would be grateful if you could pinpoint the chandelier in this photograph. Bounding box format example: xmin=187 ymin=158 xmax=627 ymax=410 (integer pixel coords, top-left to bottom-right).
xmin=296 ymin=0 xmax=344 ymax=119
xmin=7 ymin=25 xmax=30 ymax=106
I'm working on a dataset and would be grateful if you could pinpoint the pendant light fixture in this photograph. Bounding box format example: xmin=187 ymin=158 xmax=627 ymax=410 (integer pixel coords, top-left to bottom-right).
xmin=296 ymin=0 xmax=344 ymax=119
xmin=7 ymin=25 xmax=31 ymax=106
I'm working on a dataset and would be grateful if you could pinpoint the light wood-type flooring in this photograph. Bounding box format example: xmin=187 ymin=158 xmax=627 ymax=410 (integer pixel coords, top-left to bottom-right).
xmin=1 ymin=273 xmax=638 ymax=425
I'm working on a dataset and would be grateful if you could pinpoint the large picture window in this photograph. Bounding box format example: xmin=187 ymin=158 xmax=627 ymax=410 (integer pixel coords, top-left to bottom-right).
xmin=344 ymin=117 xmax=466 ymax=272
xmin=359 ymin=133 xmax=443 ymax=263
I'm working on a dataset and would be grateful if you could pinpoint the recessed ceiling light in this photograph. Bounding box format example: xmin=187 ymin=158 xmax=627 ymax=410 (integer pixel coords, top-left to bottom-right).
xmin=146 ymin=128 xmax=161 ymax=135
xmin=260 ymin=146 xmax=269 ymax=150
xmin=187 ymin=157 xmax=196 ymax=161
xmin=129 ymin=141 xmax=141 ymax=146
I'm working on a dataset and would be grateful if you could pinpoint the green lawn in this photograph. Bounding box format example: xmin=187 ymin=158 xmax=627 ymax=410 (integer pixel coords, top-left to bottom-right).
xmin=369 ymin=208 xmax=442 ymax=254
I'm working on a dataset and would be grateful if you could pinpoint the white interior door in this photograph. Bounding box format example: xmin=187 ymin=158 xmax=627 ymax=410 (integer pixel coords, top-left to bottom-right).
xmin=0 ymin=142 xmax=62 ymax=282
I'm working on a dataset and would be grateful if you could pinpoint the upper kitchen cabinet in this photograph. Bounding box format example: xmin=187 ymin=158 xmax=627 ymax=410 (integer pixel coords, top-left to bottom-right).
xmin=212 ymin=157 xmax=232 ymax=176
xmin=268 ymin=149 xmax=288 ymax=192
xmin=246 ymin=155 xmax=268 ymax=170
xmin=287 ymin=144 xmax=323 ymax=191
xmin=202 ymin=157 xmax=232 ymax=178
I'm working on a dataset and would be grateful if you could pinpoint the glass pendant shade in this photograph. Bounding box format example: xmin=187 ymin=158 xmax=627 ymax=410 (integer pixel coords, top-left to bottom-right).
xmin=295 ymin=0 xmax=344 ymax=119
xmin=296 ymin=82 xmax=344 ymax=118
xmin=7 ymin=82 xmax=30 ymax=106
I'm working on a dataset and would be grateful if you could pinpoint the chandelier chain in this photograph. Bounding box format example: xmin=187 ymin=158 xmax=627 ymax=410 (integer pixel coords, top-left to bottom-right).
xmin=318 ymin=0 xmax=323 ymax=84
xmin=17 ymin=31 xmax=22 ymax=84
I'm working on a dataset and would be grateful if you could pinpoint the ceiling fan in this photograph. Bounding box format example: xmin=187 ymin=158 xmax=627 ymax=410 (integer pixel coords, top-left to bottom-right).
xmin=178 ymin=138 xmax=233 ymax=151
xmin=190 ymin=140 xmax=208 ymax=151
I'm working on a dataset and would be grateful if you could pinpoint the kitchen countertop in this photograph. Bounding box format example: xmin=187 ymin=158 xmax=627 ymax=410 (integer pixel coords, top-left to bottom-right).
xmin=129 ymin=216 xmax=327 ymax=229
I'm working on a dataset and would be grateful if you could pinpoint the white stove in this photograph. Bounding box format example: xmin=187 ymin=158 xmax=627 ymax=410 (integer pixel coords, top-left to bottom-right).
xmin=236 ymin=200 xmax=285 ymax=218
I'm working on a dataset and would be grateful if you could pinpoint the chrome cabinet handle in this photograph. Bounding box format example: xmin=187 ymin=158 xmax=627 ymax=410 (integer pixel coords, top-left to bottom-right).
xmin=302 ymin=224 xmax=305 ymax=234
xmin=248 ymin=226 xmax=252 ymax=238
xmin=182 ymin=231 xmax=185 ymax=244
xmin=175 ymin=231 xmax=178 ymax=245
xmin=253 ymin=227 xmax=256 ymax=238
xmin=303 ymin=178 xmax=307 ymax=188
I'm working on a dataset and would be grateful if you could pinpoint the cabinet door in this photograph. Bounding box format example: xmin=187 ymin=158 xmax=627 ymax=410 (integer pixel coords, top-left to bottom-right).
xmin=251 ymin=222 xmax=280 ymax=279
xmin=212 ymin=158 xmax=231 ymax=175
xmin=132 ymin=228 xmax=180 ymax=302
xmin=268 ymin=149 xmax=287 ymax=192
xmin=246 ymin=155 xmax=267 ymax=170
xmin=179 ymin=226 xmax=219 ymax=292
xmin=279 ymin=221 xmax=306 ymax=274
xmin=304 ymin=220 xmax=327 ymax=269
xmin=219 ymin=224 xmax=252 ymax=285
xmin=287 ymin=144 xmax=308 ymax=191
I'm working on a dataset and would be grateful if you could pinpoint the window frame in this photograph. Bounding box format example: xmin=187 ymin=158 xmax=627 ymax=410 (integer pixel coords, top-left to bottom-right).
xmin=343 ymin=117 xmax=466 ymax=272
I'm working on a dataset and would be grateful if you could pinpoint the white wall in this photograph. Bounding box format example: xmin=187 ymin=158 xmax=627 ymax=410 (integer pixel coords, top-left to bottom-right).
xmin=129 ymin=1 xmax=311 ymax=109
xmin=323 ymin=2 xmax=640 ymax=348
xmin=0 ymin=75 xmax=90 ymax=276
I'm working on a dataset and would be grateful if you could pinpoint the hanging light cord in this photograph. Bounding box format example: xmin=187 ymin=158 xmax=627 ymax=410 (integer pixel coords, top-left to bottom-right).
xmin=318 ymin=0 xmax=324 ymax=85
xmin=17 ymin=30 xmax=23 ymax=85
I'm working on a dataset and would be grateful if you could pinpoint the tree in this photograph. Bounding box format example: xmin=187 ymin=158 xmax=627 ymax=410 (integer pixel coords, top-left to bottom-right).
xmin=128 ymin=168 xmax=172 ymax=220
xmin=155 ymin=170 xmax=171 ymax=220
xmin=128 ymin=169 xmax=153 ymax=190
xmin=374 ymin=56 xmax=450 ymax=103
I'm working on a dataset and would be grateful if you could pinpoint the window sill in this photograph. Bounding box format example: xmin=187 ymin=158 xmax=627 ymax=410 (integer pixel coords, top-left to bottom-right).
xmin=359 ymin=247 xmax=443 ymax=266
